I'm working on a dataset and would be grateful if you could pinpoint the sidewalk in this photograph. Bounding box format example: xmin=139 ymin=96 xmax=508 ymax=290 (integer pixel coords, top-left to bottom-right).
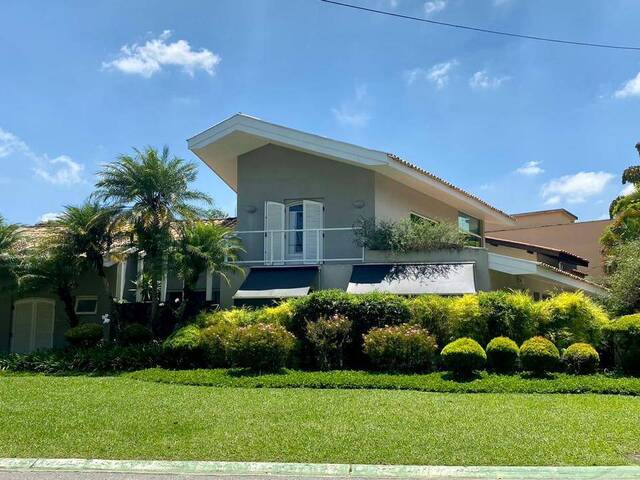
xmin=1 ymin=458 xmax=640 ymax=479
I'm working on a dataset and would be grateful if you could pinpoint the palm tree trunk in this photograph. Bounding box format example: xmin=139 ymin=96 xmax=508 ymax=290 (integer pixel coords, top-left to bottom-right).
xmin=58 ymin=288 xmax=79 ymax=328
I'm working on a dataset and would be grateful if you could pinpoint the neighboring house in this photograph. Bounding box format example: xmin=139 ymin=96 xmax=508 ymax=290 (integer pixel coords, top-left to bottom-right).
xmin=486 ymin=209 xmax=610 ymax=280
xmin=0 ymin=114 xmax=606 ymax=354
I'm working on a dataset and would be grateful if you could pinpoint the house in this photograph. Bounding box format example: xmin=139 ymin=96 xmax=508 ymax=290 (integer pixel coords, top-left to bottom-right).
xmin=0 ymin=114 xmax=606 ymax=354
xmin=485 ymin=209 xmax=610 ymax=280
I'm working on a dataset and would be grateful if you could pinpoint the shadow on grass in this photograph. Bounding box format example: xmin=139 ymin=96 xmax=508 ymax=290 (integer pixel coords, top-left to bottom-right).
xmin=441 ymin=371 xmax=482 ymax=383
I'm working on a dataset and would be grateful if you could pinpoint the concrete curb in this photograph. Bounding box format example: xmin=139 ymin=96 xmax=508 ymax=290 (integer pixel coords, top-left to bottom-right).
xmin=0 ymin=458 xmax=639 ymax=478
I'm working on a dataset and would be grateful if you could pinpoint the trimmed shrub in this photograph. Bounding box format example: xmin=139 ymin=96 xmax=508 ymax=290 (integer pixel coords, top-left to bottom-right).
xmin=306 ymin=314 xmax=352 ymax=370
xmin=363 ymin=324 xmax=437 ymax=372
xmin=200 ymin=323 xmax=235 ymax=367
xmin=196 ymin=307 xmax=257 ymax=329
xmin=478 ymin=291 xmax=538 ymax=343
xmin=563 ymin=343 xmax=600 ymax=375
xmin=255 ymin=301 xmax=295 ymax=329
xmin=227 ymin=323 xmax=296 ymax=371
xmin=604 ymin=314 xmax=640 ymax=373
xmin=520 ymin=336 xmax=560 ymax=375
xmin=450 ymin=295 xmax=487 ymax=344
xmin=541 ymin=292 xmax=610 ymax=349
xmin=409 ymin=295 xmax=454 ymax=346
xmin=290 ymin=290 xmax=354 ymax=336
xmin=162 ymin=324 xmax=202 ymax=367
xmin=486 ymin=336 xmax=519 ymax=373
xmin=440 ymin=338 xmax=487 ymax=375
xmin=64 ymin=323 xmax=103 ymax=348
xmin=119 ymin=323 xmax=153 ymax=346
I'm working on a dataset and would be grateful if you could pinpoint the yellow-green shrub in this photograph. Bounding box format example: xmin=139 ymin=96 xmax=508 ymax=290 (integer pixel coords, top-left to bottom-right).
xmin=440 ymin=337 xmax=487 ymax=375
xmin=520 ymin=336 xmax=560 ymax=374
xmin=450 ymin=295 xmax=486 ymax=344
xmin=196 ymin=307 xmax=257 ymax=328
xmin=478 ymin=291 xmax=539 ymax=343
xmin=409 ymin=295 xmax=454 ymax=345
xmin=254 ymin=301 xmax=295 ymax=329
xmin=562 ymin=342 xmax=599 ymax=374
xmin=540 ymin=292 xmax=609 ymax=349
xmin=486 ymin=336 xmax=519 ymax=373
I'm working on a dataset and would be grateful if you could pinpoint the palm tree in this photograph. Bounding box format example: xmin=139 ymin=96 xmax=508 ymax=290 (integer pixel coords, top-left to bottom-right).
xmin=93 ymin=146 xmax=212 ymax=328
xmin=173 ymin=221 xmax=243 ymax=319
xmin=0 ymin=215 xmax=22 ymax=290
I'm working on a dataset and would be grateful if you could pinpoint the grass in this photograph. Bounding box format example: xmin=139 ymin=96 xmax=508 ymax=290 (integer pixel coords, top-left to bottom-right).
xmin=127 ymin=368 xmax=640 ymax=395
xmin=1 ymin=375 xmax=640 ymax=465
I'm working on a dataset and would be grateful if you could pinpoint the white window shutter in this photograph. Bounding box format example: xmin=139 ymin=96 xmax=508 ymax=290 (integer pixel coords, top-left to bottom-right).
xmin=33 ymin=301 xmax=54 ymax=350
xmin=264 ymin=201 xmax=285 ymax=265
xmin=303 ymin=200 xmax=324 ymax=264
xmin=11 ymin=302 xmax=33 ymax=354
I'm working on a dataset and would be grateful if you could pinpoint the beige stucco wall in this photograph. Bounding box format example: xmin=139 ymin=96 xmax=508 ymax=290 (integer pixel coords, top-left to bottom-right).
xmin=486 ymin=220 xmax=609 ymax=279
xmin=489 ymin=270 xmax=586 ymax=298
xmin=374 ymin=173 xmax=459 ymax=223
xmin=487 ymin=244 xmax=538 ymax=262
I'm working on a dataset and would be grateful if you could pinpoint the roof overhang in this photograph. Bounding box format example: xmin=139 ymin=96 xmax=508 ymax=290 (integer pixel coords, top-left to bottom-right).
xmin=188 ymin=114 xmax=514 ymax=225
xmin=488 ymin=252 xmax=606 ymax=296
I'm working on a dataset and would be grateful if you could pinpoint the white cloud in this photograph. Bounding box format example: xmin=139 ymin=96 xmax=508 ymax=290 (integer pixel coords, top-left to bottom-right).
xmin=38 ymin=212 xmax=61 ymax=223
xmin=387 ymin=0 xmax=399 ymax=8
xmin=0 ymin=127 xmax=84 ymax=186
xmin=103 ymin=30 xmax=221 ymax=78
xmin=469 ymin=70 xmax=510 ymax=90
xmin=621 ymin=183 xmax=636 ymax=196
xmin=516 ymin=161 xmax=544 ymax=176
xmin=332 ymin=84 xmax=371 ymax=127
xmin=614 ymin=72 xmax=640 ymax=99
xmin=541 ymin=171 xmax=614 ymax=205
xmin=34 ymin=155 xmax=85 ymax=186
xmin=405 ymin=60 xmax=458 ymax=89
xmin=424 ymin=0 xmax=446 ymax=15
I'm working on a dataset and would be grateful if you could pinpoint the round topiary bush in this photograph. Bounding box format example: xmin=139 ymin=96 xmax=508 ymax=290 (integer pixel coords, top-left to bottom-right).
xmin=563 ymin=342 xmax=600 ymax=374
xmin=119 ymin=323 xmax=153 ymax=346
xmin=227 ymin=323 xmax=296 ymax=372
xmin=162 ymin=324 xmax=203 ymax=367
xmin=520 ymin=336 xmax=560 ymax=375
xmin=486 ymin=336 xmax=519 ymax=373
xmin=363 ymin=324 xmax=437 ymax=372
xmin=64 ymin=323 xmax=103 ymax=348
xmin=440 ymin=337 xmax=487 ymax=375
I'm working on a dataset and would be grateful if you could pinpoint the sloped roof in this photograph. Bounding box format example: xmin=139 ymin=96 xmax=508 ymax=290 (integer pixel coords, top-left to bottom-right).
xmin=485 ymin=235 xmax=589 ymax=266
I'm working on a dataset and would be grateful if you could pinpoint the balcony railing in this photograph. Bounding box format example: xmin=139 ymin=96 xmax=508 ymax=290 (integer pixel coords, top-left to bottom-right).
xmin=233 ymin=227 xmax=364 ymax=265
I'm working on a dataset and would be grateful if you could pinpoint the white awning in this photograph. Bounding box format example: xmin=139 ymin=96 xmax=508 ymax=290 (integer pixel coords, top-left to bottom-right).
xmin=347 ymin=263 xmax=477 ymax=295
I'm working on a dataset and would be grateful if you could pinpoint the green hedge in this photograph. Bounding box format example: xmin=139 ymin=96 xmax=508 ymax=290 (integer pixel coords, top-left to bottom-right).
xmin=604 ymin=314 xmax=640 ymax=373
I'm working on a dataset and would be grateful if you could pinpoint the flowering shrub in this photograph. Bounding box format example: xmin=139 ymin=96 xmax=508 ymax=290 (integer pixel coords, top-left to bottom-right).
xmin=306 ymin=314 xmax=352 ymax=370
xmin=227 ymin=323 xmax=296 ymax=371
xmin=486 ymin=336 xmax=519 ymax=373
xmin=520 ymin=336 xmax=560 ymax=375
xmin=363 ymin=324 xmax=437 ymax=372
xmin=563 ymin=343 xmax=600 ymax=375
xmin=64 ymin=323 xmax=103 ymax=348
xmin=440 ymin=338 xmax=487 ymax=375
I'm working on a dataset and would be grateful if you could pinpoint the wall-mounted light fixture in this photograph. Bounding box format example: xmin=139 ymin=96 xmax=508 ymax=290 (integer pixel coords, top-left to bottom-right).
xmin=245 ymin=205 xmax=257 ymax=214
xmin=353 ymin=200 xmax=365 ymax=209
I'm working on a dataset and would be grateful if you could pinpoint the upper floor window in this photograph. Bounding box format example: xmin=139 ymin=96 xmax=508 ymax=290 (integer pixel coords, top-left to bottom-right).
xmin=410 ymin=212 xmax=437 ymax=224
xmin=287 ymin=202 xmax=304 ymax=256
xmin=458 ymin=212 xmax=482 ymax=247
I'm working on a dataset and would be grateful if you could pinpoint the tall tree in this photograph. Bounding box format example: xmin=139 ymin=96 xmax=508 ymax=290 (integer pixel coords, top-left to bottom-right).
xmin=93 ymin=146 xmax=212 ymax=329
xmin=0 ymin=215 xmax=21 ymax=291
xmin=601 ymin=143 xmax=640 ymax=251
xmin=173 ymin=221 xmax=243 ymax=319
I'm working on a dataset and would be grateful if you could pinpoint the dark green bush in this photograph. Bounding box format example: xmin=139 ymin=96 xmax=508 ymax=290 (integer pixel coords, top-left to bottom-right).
xmin=305 ymin=314 xmax=352 ymax=370
xmin=449 ymin=295 xmax=487 ymax=344
xmin=162 ymin=324 xmax=203 ymax=367
xmin=64 ymin=323 xmax=103 ymax=348
xmin=520 ymin=336 xmax=560 ymax=375
xmin=563 ymin=343 xmax=600 ymax=375
xmin=363 ymin=324 xmax=437 ymax=372
xmin=604 ymin=314 xmax=640 ymax=373
xmin=119 ymin=323 xmax=153 ymax=346
xmin=0 ymin=343 xmax=164 ymax=373
xmin=478 ymin=291 xmax=538 ymax=343
xmin=290 ymin=290 xmax=354 ymax=336
xmin=440 ymin=338 xmax=487 ymax=375
xmin=227 ymin=323 xmax=296 ymax=371
xmin=486 ymin=336 xmax=519 ymax=373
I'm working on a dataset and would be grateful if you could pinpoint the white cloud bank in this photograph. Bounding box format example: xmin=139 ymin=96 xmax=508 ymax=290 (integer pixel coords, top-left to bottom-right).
xmin=424 ymin=0 xmax=446 ymax=15
xmin=516 ymin=161 xmax=544 ymax=176
xmin=332 ymin=84 xmax=372 ymax=127
xmin=0 ymin=127 xmax=84 ymax=186
xmin=541 ymin=171 xmax=614 ymax=205
xmin=614 ymin=72 xmax=640 ymax=99
xmin=621 ymin=183 xmax=636 ymax=196
xmin=103 ymin=30 xmax=221 ymax=78
xmin=38 ymin=212 xmax=61 ymax=223
xmin=405 ymin=60 xmax=458 ymax=89
xmin=469 ymin=70 xmax=510 ymax=90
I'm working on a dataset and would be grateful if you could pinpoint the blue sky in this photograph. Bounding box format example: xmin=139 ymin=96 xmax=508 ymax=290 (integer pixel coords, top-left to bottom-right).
xmin=1 ymin=0 xmax=639 ymax=224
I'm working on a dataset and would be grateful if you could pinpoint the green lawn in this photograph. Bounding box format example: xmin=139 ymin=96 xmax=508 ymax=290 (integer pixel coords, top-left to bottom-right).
xmin=129 ymin=368 xmax=640 ymax=395
xmin=1 ymin=375 xmax=640 ymax=465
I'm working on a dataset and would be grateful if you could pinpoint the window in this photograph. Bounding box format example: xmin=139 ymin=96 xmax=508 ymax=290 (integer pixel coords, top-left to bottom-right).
xmin=286 ymin=203 xmax=304 ymax=256
xmin=458 ymin=212 xmax=483 ymax=247
xmin=75 ymin=296 xmax=98 ymax=315
xmin=410 ymin=212 xmax=437 ymax=224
